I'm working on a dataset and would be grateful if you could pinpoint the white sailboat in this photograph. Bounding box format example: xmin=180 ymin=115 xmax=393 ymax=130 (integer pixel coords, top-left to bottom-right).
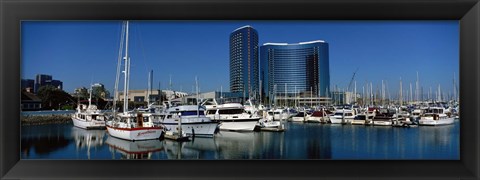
xmin=106 ymin=21 xmax=163 ymax=141
xmin=71 ymin=85 xmax=106 ymax=129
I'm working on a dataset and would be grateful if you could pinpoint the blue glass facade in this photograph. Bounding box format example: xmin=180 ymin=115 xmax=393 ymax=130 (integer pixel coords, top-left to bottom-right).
xmin=230 ymin=26 xmax=259 ymax=99
xmin=260 ymin=41 xmax=330 ymax=101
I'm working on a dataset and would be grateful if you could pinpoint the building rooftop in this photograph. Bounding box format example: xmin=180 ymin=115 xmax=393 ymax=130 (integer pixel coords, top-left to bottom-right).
xmin=263 ymin=40 xmax=326 ymax=46
xmin=232 ymin=25 xmax=254 ymax=32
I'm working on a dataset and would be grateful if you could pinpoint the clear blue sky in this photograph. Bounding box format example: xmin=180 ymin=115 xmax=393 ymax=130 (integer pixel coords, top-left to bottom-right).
xmin=21 ymin=20 xmax=459 ymax=98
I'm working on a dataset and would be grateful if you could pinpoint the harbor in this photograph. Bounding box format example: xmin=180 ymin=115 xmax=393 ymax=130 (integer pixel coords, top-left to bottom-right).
xmin=21 ymin=118 xmax=459 ymax=160
xmin=20 ymin=21 xmax=460 ymax=160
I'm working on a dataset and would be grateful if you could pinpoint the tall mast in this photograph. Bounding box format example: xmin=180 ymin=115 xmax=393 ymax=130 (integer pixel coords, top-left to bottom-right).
xmin=416 ymin=71 xmax=419 ymax=102
xmin=147 ymin=70 xmax=152 ymax=105
xmin=87 ymin=84 xmax=92 ymax=108
xmin=196 ymin=76 xmax=199 ymax=117
xmin=399 ymin=77 xmax=403 ymax=106
xmin=409 ymin=83 xmax=413 ymax=104
xmin=285 ymin=83 xmax=287 ymax=107
xmin=453 ymin=72 xmax=457 ymax=102
xmin=113 ymin=21 xmax=126 ymax=116
xmin=354 ymin=81 xmax=356 ymax=105
xmin=123 ymin=20 xmax=130 ymax=114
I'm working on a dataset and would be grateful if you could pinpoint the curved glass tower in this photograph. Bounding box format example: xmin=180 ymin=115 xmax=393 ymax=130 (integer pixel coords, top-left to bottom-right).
xmin=260 ymin=40 xmax=330 ymax=102
xmin=230 ymin=25 xmax=259 ymax=99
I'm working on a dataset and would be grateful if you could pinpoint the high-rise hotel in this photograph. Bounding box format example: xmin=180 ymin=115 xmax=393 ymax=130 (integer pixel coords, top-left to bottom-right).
xmin=260 ymin=40 xmax=330 ymax=104
xmin=229 ymin=25 xmax=259 ymax=99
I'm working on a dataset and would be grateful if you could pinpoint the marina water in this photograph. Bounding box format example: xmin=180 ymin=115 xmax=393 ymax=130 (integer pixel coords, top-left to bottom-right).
xmin=21 ymin=120 xmax=459 ymax=160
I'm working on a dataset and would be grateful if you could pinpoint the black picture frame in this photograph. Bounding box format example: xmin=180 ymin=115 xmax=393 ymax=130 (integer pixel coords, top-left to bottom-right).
xmin=1 ymin=0 xmax=479 ymax=179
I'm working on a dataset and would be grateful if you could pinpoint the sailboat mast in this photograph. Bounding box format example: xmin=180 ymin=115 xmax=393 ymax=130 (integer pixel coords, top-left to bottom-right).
xmin=123 ymin=21 xmax=130 ymax=114
xmin=196 ymin=76 xmax=199 ymax=117
xmin=113 ymin=21 xmax=126 ymax=116
xmin=88 ymin=84 xmax=92 ymax=107
xmin=399 ymin=77 xmax=403 ymax=106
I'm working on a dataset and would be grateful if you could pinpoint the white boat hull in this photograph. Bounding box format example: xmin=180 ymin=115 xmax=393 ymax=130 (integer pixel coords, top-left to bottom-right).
xmin=330 ymin=117 xmax=353 ymax=124
xmin=306 ymin=116 xmax=328 ymax=123
xmin=217 ymin=121 xmax=259 ymax=131
xmin=72 ymin=117 xmax=106 ymax=129
xmin=291 ymin=116 xmax=306 ymax=122
xmin=373 ymin=120 xmax=392 ymax=126
xmin=258 ymin=120 xmax=281 ymax=128
xmin=419 ymin=117 xmax=455 ymax=126
xmin=162 ymin=123 xmax=218 ymax=137
xmin=106 ymin=125 xmax=163 ymax=141
xmin=350 ymin=120 xmax=366 ymax=125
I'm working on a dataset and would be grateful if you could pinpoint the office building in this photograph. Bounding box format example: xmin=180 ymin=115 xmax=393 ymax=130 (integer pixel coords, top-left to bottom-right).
xmin=260 ymin=40 xmax=330 ymax=105
xmin=229 ymin=25 xmax=259 ymax=99
xmin=34 ymin=74 xmax=63 ymax=93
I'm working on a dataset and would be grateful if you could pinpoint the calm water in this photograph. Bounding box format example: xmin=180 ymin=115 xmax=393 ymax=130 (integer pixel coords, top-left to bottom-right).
xmin=21 ymin=120 xmax=460 ymax=160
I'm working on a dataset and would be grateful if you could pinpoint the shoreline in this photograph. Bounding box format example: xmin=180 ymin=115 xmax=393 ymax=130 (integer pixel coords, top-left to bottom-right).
xmin=21 ymin=115 xmax=73 ymax=126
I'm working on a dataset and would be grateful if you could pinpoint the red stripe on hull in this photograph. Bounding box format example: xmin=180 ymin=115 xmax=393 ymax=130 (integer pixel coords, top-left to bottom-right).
xmin=106 ymin=125 xmax=163 ymax=131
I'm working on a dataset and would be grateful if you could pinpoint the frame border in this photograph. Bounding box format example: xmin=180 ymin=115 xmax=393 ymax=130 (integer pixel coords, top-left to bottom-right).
xmin=1 ymin=0 xmax=479 ymax=179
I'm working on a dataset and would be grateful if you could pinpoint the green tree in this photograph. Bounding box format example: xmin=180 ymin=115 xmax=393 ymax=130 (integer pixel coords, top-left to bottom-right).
xmin=37 ymin=85 xmax=75 ymax=110
xmin=91 ymin=86 xmax=110 ymax=109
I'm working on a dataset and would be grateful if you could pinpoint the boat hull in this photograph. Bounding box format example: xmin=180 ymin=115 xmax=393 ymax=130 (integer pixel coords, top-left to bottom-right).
xmin=330 ymin=117 xmax=353 ymax=124
xmin=419 ymin=118 xmax=455 ymax=126
xmin=106 ymin=125 xmax=163 ymax=141
xmin=350 ymin=120 xmax=366 ymax=125
xmin=306 ymin=116 xmax=327 ymax=123
xmin=373 ymin=120 xmax=392 ymax=126
xmin=291 ymin=117 xmax=306 ymax=122
xmin=216 ymin=120 xmax=259 ymax=131
xmin=161 ymin=122 xmax=218 ymax=137
xmin=258 ymin=120 xmax=281 ymax=128
xmin=72 ymin=117 xmax=106 ymax=129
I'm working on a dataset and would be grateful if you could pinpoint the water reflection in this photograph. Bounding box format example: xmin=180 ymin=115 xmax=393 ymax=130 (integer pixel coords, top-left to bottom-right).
xmin=21 ymin=120 xmax=460 ymax=160
xmin=71 ymin=127 xmax=106 ymax=159
xmin=105 ymin=136 xmax=164 ymax=160
xmin=21 ymin=124 xmax=73 ymax=158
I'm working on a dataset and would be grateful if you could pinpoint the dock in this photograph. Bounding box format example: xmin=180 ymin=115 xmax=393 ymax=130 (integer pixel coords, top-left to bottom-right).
xmin=164 ymin=132 xmax=190 ymax=141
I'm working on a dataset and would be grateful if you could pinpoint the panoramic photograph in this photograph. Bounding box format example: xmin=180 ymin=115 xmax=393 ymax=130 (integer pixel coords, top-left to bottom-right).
xmin=20 ymin=20 xmax=459 ymax=160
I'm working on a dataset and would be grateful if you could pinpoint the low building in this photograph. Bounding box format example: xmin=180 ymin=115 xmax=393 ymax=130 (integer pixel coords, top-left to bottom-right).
xmin=21 ymin=91 xmax=42 ymax=111
xmin=174 ymin=91 xmax=246 ymax=105
xmin=116 ymin=89 xmax=188 ymax=103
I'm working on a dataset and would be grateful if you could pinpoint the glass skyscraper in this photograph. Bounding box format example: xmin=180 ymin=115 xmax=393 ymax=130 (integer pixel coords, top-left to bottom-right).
xmin=229 ymin=25 xmax=259 ymax=99
xmin=260 ymin=40 xmax=330 ymax=102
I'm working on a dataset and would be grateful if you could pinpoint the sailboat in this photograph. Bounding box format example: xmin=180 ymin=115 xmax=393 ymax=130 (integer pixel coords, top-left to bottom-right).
xmin=71 ymin=84 xmax=106 ymax=129
xmin=106 ymin=21 xmax=163 ymax=141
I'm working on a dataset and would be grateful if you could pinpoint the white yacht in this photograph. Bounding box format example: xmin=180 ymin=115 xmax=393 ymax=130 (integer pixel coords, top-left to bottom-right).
xmin=159 ymin=105 xmax=218 ymax=137
xmin=330 ymin=109 xmax=355 ymax=124
xmin=205 ymin=103 xmax=260 ymax=131
xmin=418 ymin=107 xmax=455 ymax=126
xmin=267 ymin=109 xmax=289 ymax=121
xmin=372 ymin=108 xmax=395 ymax=126
xmin=72 ymin=104 xmax=106 ymax=129
xmin=291 ymin=111 xmax=307 ymax=122
xmin=106 ymin=21 xmax=163 ymax=141
xmin=306 ymin=110 xmax=329 ymax=123
xmin=351 ymin=113 xmax=374 ymax=125
xmin=71 ymin=85 xmax=106 ymax=129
